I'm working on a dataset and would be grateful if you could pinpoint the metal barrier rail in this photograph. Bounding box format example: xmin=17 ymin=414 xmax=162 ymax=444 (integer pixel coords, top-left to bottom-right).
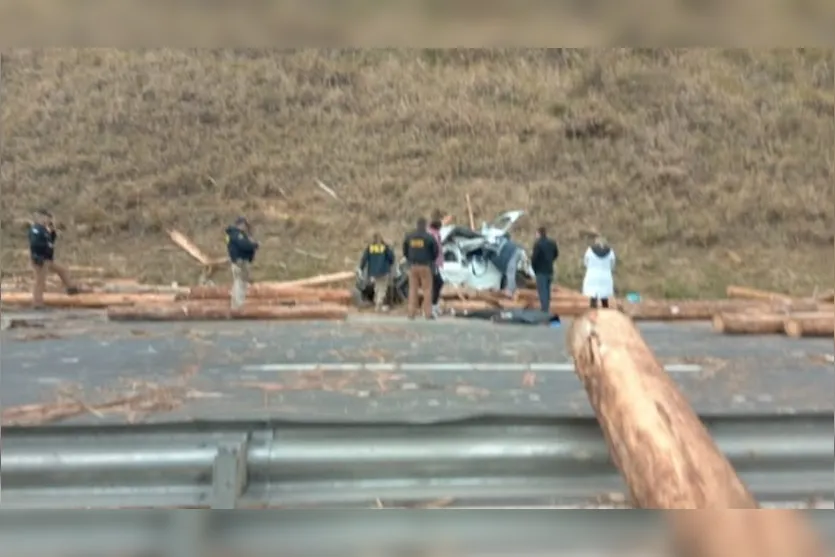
xmin=1 ymin=508 xmax=835 ymax=557
xmin=1 ymin=413 xmax=832 ymax=509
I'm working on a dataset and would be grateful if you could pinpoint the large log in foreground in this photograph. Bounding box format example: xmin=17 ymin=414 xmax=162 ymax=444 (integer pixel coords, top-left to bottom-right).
xmin=783 ymin=313 xmax=835 ymax=338
xmin=107 ymin=303 xmax=349 ymax=322
xmin=667 ymin=509 xmax=826 ymax=557
xmin=568 ymin=309 xmax=756 ymax=508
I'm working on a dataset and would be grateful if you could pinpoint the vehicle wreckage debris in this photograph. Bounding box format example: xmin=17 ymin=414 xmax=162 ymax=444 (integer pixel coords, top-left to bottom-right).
xmin=568 ymin=309 xmax=826 ymax=555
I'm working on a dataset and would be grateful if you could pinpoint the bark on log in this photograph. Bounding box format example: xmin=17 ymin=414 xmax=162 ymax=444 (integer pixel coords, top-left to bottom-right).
xmin=783 ymin=313 xmax=835 ymax=338
xmin=725 ymin=285 xmax=793 ymax=303
xmin=667 ymin=509 xmax=826 ymax=557
xmin=107 ymin=303 xmax=349 ymax=322
xmin=181 ymin=285 xmax=352 ymax=304
xmin=0 ymin=292 xmax=176 ymax=308
xmin=625 ymin=300 xmax=765 ymax=321
xmin=711 ymin=312 xmax=786 ymax=335
xmin=568 ymin=309 xmax=757 ymax=508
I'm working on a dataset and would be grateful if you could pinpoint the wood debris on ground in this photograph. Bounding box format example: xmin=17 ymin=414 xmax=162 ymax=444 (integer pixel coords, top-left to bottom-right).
xmin=1 ymin=382 xmax=188 ymax=426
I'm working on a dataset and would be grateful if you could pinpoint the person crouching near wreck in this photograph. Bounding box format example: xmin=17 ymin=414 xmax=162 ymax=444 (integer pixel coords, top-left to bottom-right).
xmin=225 ymin=217 xmax=259 ymax=309
xmin=582 ymin=236 xmax=616 ymax=308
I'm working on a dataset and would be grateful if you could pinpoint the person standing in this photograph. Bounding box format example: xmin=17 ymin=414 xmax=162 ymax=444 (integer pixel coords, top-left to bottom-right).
xmin=225 ymin=217 xmax=259 ymax=309
xmin=428 ymin=210 xmax=445 ymax=317
xmin=530 ymin=226 xmax=559 ymax=313
xmin=492 ymin=234 xmax=523 ymax=299
xmin=28 ymin=208 xmax=80 ymax=309
xmin=582 ymin=236 xmax=616 ymax=308
xmin=358 ymin=232 xmax=395 ymax=311
xmin=402 ymin=217 xmax=439 ymax=319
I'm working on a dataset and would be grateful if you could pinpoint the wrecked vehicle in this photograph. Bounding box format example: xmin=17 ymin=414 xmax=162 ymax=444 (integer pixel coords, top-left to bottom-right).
xmin=354 ymin=210 xmax=535 ymax=306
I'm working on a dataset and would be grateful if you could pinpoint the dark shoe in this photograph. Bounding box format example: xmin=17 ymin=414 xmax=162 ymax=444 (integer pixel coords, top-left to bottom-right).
xmin=66 ymin=287 xmax=80 ymax=295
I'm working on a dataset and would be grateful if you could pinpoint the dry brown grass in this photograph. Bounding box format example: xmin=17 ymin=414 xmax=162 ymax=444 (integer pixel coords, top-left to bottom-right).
xmin=1 ymin=48 xmax=833 ymax=298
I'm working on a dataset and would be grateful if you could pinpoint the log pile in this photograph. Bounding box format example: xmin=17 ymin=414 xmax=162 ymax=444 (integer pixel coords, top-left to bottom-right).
xmin=568 ymin=309 xmax=826 ymax=554
xmin=711 ymin=285 xmax=835 ymax=338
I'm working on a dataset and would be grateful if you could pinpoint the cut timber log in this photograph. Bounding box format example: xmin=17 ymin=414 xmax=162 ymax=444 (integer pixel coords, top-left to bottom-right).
xmin=181 ymin=285 xmax=352 ymax=304
xmin=783 ymin=313 xmax=834 ymax=338
xmin=568 ymin=310 xmax=757 ymax=508
xmin=0 ymin=292 xmax=176 ymax=308
xmin=668 ymin=509 xmax=826 ymax=557
xmin=260 ymin=271 xmax=354 ymax=289
xmin=625 ymin=299 xmax=764 ymax=321
xmin=712 ymin=312 xmax=786 ymax=335
xmin=817 ymin=289 xmax=834 ymax=303
xmin=726 ymin=285 xmax=793 ymax=304
xmin=107 ymin=303 xmax=349 ymax=322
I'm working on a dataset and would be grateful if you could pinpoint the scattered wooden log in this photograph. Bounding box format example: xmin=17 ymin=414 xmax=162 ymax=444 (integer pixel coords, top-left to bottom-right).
xmin=107 ymin=303 xmax=349 ymax=322
xmin=712 ymin=312 xmax=786 ymax=335
xmin=624 ymin=300 xmax=765 ymax=321
xmin=180 ymin=285 xmax=352 ymax=304
xmin=726 ymin=285 xmax=793 ymax=304
xmin=783 ymin=313 xmax=835 ymax=338
xmin=568 ymin=309 xmax=757 ymax=508
xmin=260 ymin=271 xmax=355 ymax=289
xmin=0 ymin=292 xmax=176 ymax=309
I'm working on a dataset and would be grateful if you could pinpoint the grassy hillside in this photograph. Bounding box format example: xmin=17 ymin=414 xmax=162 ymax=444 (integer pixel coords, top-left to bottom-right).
xmin=1 ymin=48 xmax=832 ymax=298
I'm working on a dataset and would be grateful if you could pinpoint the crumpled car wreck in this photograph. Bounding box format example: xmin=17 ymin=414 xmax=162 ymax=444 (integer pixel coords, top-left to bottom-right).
xmin=354 ymin=210 xmax=535 ymax=306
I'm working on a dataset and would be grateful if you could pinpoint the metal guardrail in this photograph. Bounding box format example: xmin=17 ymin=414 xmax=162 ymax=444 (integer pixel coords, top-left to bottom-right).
xmin=1 ymin=413 xmax=832 ymax=509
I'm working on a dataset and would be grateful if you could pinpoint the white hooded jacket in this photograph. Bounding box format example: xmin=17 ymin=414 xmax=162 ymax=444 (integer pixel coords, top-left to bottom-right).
xmin=582 ymin=243 xmax=616 ymax=299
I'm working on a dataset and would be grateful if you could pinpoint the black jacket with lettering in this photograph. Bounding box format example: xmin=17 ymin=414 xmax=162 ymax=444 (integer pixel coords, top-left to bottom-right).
xmin=29 ymin=223 xmax=57 ymax=261
xmin=402 ymin=229 xmax=438 ymax=266
xmin=359 ymin=242 xmax=395 ymax=277
xmin=225 ymin=225 xmax=259 ymax=263
xmin=531 ymin=236 xmax=559 ymax=275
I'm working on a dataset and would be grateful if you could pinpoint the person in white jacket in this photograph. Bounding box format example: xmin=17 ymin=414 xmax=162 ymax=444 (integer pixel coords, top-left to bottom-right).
xmin=582 ymin=236 xmax=616 ymax=308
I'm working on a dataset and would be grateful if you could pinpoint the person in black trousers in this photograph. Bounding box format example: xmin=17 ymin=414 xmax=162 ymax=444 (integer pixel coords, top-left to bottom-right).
xmin=530 ymin=226 xmax=559 ymax=313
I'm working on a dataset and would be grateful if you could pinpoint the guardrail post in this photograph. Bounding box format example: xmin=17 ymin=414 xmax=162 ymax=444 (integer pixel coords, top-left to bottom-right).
xmin=211 ymin=438 xmax=249 ymax=509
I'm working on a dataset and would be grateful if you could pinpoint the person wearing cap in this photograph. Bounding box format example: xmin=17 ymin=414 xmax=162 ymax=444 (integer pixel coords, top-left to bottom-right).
xmin=358 ymin=232 xmax=395 ymax=311
xmin=225 ymin=217 xmax=259 ymax=309
xmin=28 ymin=208 xmax=80 ymax=309
xmin=582 ymin=236 xmax=616 ymax=308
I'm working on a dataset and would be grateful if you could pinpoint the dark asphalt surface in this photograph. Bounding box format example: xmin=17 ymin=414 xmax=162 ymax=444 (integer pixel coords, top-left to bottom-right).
xmin=1 ymin=312 xmax=832 ymax=425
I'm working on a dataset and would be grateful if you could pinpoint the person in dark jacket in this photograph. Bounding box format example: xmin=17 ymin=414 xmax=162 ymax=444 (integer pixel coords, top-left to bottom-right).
xmin=28 ymin=208 xmax=79 ymax=309
xmin=359 ymin=232 xmax=395 ymax=311
xmin=402 ymin=217 xmax=439 ymax=319
xmin=225 ymin=217 xmax=259 ymax=309
xmin=530 ymin=226 xmax=559 ymax=313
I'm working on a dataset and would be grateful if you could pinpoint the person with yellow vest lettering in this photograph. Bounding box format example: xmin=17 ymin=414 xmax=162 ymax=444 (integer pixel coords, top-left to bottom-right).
xmin=402 ymin=217 xmax=439 ymax=319
xmin=358 ymin=232 xmax=395 ymax=311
